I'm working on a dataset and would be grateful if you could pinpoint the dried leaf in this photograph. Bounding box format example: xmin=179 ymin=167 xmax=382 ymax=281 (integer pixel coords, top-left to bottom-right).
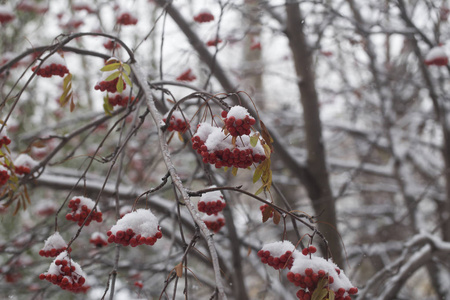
xmin=100 ymin=63 xmax=120 ymax=72
xmin=262 ymin=205 xmax=272 ymax=223
xmin=273 ymin=210 xmax=281 ymax=225
xmin=247 ymin=246 xmax=252 ymax=257
xmin=70 ymin=97 xmax=75 ymax=112
xmin=175 ymin=262 xmax=183 ymax=278
xmin=231 ymin=136 xmax=236 ymax=147
xmin=177 ymin=131 xmax=184 ymax=142
xmin=105 ymin=71 xmax=120 ymax=82
xmin=13 ymin=201 xmax=21 ymax=216
xmin=260 ymin=120 xmax=274 ymax=152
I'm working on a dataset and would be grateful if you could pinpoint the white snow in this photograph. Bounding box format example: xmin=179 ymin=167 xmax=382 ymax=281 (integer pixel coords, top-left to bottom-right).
xmin=119 ymin=205 xmax=132 ymax=217
xmin=0 ymin=5 xmax=14 ymax=15
xmin=290 ymin=254 xmax=354 ymax=291
xmin=40 ymin=53 xmax=67 ymax=68
xmin=164 ymin=110 xmax=184 ymax=121
xmin=42 ymin=232 xmax=67 ymax=251
xmin=194 ymin=122 xmax=214 ymax=141
xmin=201 ymin=212 xmax=224 ymax=222
xmin=71 ymin=196 xmax=98 ymax=213
xmin=200 ymin=186 xmax=224 ymax=204
xmin=110 ymin=208 xmax=160 ymax=237
xmin=261 ymin=240 xmax=298 ymax=257
xmin=425 ymin=46 xmax=447 ymax=62
xmin=35 ymin=199 xmax=57 ymax=213
xmin=90 ymin=232 xmax=107 ymax=240
xmin=46 ymin=251 xmax=87 ymax=281
xmin=227 ymin=105 xmax=251 ymax=120
xmin=204 ymin=127 xmax=232 ymax=150
xmin=14 ymin=153 xmax=38 ymax=168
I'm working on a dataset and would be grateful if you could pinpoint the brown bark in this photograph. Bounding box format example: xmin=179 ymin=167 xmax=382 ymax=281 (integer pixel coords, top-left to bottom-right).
xmin=285 ymin=2 xmax=344 ymax=267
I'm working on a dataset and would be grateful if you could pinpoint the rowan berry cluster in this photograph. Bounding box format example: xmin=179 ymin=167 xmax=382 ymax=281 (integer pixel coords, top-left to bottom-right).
xmin=192 ymin=122 xmax=266 ymax=169
xmin=259 ymin=204 xmax=273 ymax=218
xmin=301 ymin=245 xmax=317 ymax=256
xmin=108 ymin=94 xmax=135 ymax=107
xmin=202 ymin=213 xmax=225 ymax=233
xmin=16 ymin=1 xmax=48 ymax=14
xmin=107 ymin=209 xmax=162 ymax=247
xmin=15 ymin=165 xmax=30 ymax=175
xmin=32 ymin=63 xmax=69 ymax=78
xmin=194 ymin=9 xmax=214 ymax=23
xmin=0 ymin=6 xmax=15 ymax=24
xmin=0 ymin=135 xmax=11 ymax=148
xmin=94 ymin=77 xmax=125 ymax=93
xmin=0 ymin=166 xmax=10 ymax=186
xmin=103 ymin=40 xmax=121 ymax=50
xmin=206 ymin=39 xmax=222 ymax=47
xmin=257 ymin=241 xmax=296 ymax=270
xmin=13 ymin=154 xmax=37 ymax=176
xmin=39 ymin=251 xmax=89 ymax=293
xmin=425 ymin=45 xmax=448 ymax=66
xmin=89 ymin=232 xmax=108 ymax=248
xmin=65 ymin=196 xmax=103 ymax=226
xmin=198 ymin=188 xmax=226 ymax=215
xmin=117 ymin=12 xmax=138 ymax=25
xmin=163 ymin=111 xmax=190 ymax=133
xmin=222 ymin=106 xmax=256 ymax=137
xmin=39 ymin=232 xmax=71 ymax=258
xmin=176 ymin=69 xmax=196 ymax=82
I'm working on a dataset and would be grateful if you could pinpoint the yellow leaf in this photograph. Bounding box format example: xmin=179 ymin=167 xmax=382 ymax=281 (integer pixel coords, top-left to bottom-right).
xmin=63 ymin=73 xmax=72 ymax=89
xmin=116 ymin=77 xmax=124 ymax=93
xmin=260 ymin=120 xmax=274 ymax=152
xmin=250 ymin=134 xmax=259 ymax=147
xmin=253 ymin=163 xmax=264 ymax=183
xmin=100 ymin=63 xmax=121 ymax=72
xmin=122 ymin=63 xmax=131 ymax=75
xmin=232 ymin=167 xmax=238 ymax=176
xmin=255 ymin=185 xmax=264 ymax=196
xmin=175 ymin=262 xmax=183 ymax=278
xmin=177 ymin=132 xmax=184 ymax=142
xmin=122 ymin=72 xmax=132 ymax=87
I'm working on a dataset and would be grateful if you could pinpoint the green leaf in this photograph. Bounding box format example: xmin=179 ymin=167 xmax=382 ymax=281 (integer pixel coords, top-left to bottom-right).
xmin=63 ymin=73 xmax=72 ymax=89
xmin=329 ymin=290 xmax=335 ymax=300
xmin=100 ymin=63 xmax=121 ymax=72
xmin=122 ymin=63 xmax=131 ymax=75
xmin=103 ymin=96 xmax=113 ymax=116
xmin=122 ymin=71 xmax=132 ymax=87
xmin=105 ymin=71 xmax=121 ymax=82
xmin=116 ymin=76 xmax=124 ymax=93
xmin=311 ymin=288 xmax=328 ymax=300
xmin=253 ymin=163 xmax=264 ymax=183
xmin=223 ymin=167 xmax=228 ymax=172
xmin=255 ymin=185 xmax=264 ymax=196
xmin=250 ymin=135 xmax=259 ymax=147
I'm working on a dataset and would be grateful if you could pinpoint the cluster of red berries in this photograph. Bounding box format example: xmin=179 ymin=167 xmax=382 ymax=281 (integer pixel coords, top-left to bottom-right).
xmin=257 ymin=249 xmax=295 ymax=270
xmin=425 ymin=46 xmax=448 ymax=66
xmin=32 ymin=64 xmax=69 ymax=78
xmin=0 ymin=9 xmax=15 ymax=24
xmin=198 ymin=199 xmax=226 ymax=215
xmin=65 ymin=197 xmax=103 ymax=226
xmin=103 ymin=40 xmax=121 ymax=50
xmin=15 ymin=165 xmax=30 ymax=175
xmin=134 ymin=281 xmax=143 ymax=289
xmin=117 ymin=12 xmax=138 ymax=25
xmin=108 ymin=94 xmax=135 ymax=107
xmin=176 ymin=69 xmax=196 ymax=82
xmin=260 ymin=204 xmax=273 ymax=218
xmin=0 ymin=135 xmax=11 ymax=148
xmin=222 ymin=110 xmax=256 ymax=137
xmin=202 ymin=215 xmax=225 ymax=233
xmin=106 ymin=228 xmax=163 ymax=247
xmin=39 ymin=255 xmax=88 ymax=293
xmin=163 ymin=112 xmax=190 ymax=133
xmin=39 ymin=246 xmax=71 ymax=258
xmin=194 ymin=10 xmax=214 ymax=23
xmin=16 ymin=2 xmax=48 ymax=14
xmin=206 ymin=39 xmax=222 ymax=47
xmin=301 ymin=245 xmax=317 ymax=256
xmin=250 ymin=42 xmax=261 ymax=51
xmin=72 ymin=3 xmax=95 ymax=14
xmin=0 ymin=169 xmax=9 ymax=186
xmin=287 ymin=268 xmax=358 ymax=300
xmin=94 ymin=77 xmax=125 ymax=93
xmin=192 ymin=138 xmax=266 ymax=169
xmin=89 ymin=233 xmax=107 ymax=248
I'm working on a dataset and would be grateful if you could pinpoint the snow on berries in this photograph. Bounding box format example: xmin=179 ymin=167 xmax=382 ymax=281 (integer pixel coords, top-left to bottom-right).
xmin=163 ymin=111 xmax=190 ymax=133
xmin=194 ymin=9 xmax=214 ymax=23
xmin=32 ymin=53 xmax=69 ymax=78
xmin=287 ymin=251 xmax=357 ymax=300
xmin=198 ymin=187 xmax=226 ymax=215
xmin=35 ymin=200 xmax=57 ymax=216
xmin=191 ymin=122 xmax=266 ymax=169
xmin=0 ymin=5 xmax=15 ymax=24
xmin=65 ymin=196 xmax=103 ymax=226
xmin=222 ymin=105 xmax=256 ymax=137
xmin=257 ymin=241 xmax=298 ymax=270
xmin=107 ymin=209 xmax=162 ymax=247
xmin=39 ymin=232 xmax=72 ymax=258
xmin=117 ymin=11 xmax=138 ymax=25
xmin=39 ymin=251 xmax=89 ymax=293
xmin=89 ymin=232 xmax=108 ymax=248
xmin=0 ymin=165 xmax=10 ymax=186
xmin=202 ymin=213 xmax=225 ymax=233
xmin=425 ymin=45 xmax=448 ymax=66
xmin=176 ymin=68 xmax=196 ymax=82
xmin=14 ymin=153 xmax=38 ymax=176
